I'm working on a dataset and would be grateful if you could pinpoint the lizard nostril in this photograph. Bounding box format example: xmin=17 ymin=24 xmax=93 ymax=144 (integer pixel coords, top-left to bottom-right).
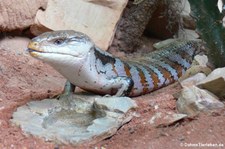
xmin=33 ymin=42 xmax=38 ymax=46
xmin=28 ymin=42 xmax=39 ymax=49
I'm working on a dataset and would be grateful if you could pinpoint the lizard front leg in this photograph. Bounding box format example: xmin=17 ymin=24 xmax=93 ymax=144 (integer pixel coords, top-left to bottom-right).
xmin=57 ymin=80 xmax=76 ymax=99
xmin=107 ymin=76 xmax=134 ymax=96
xmin=60 ymin=78 xmax=134 ymax=97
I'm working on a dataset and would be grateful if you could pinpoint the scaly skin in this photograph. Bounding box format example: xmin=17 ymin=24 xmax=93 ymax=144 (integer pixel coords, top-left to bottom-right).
xmin=27 ymin=30 xmax=200 ymax=97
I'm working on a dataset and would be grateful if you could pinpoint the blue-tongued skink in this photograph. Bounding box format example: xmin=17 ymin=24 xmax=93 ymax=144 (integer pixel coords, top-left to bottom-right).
xmin=27 ymin=30 xmax=200 ymax=97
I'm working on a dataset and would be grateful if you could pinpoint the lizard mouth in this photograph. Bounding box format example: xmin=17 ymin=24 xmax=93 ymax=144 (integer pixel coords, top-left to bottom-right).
xmin=27 ymin=48 xmax=44 ymax=57
xmin=27 ymin=47 xmax=81 ymax=58
xmin=27 ymin=48 xmax=43 ymax=53
xmin=27 ymin=42 xmax=45 ymax=57
xmin=27 ymin=42 xmax=81 ymax=58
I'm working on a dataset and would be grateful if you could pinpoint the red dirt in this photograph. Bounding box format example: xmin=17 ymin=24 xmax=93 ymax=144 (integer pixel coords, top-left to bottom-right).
xmin=0 ymin=37 xmax=225 ymax=149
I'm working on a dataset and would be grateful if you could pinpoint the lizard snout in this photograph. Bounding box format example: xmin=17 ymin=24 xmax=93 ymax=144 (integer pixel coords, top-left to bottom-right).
xmin=27 ymin=42 xmax=40 ymax=51
xmin=27 ymin=41 xmax=43 ymax=57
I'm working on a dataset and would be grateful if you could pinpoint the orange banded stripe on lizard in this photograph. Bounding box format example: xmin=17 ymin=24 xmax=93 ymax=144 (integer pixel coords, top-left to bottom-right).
xmin=27 ymin=30 xmax=200 ymax=97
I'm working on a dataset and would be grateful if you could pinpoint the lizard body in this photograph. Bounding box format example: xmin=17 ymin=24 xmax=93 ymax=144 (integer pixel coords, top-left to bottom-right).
xmin=27 ymin=30 xmax=199 ymax=97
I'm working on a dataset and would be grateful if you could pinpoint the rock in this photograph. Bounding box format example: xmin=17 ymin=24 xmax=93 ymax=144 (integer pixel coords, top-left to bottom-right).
xmin=153 ymin=39 xmax=177 ymax=49
xmin=0 ymin=37 xmax=30 ymax=53
xmin=222 ymin=16 xmax=225 ymax=28
xmin=197 ymin=67 xmax=225 ymax=98
xmin=180 ymin=0 xmax=196 ymax=29
xmin=193 ymin=55 xmax=209 ymax=67
xmin=149 ymin=112 xmax=187 ymax=127
xmin=182 ymin=15 xmax=196 ymax=29
xmin=179 ymin=55 xmax=212 ymax=81
xmin=145 ymin=1 xmax=179 ymax=40
xmin=179 ymin=73 xmax=207 ymax=88
xmin=0 ymin=0 xmax=47 ymax=31
xmin=218 ymin=0 xmax=223 ymax=13
xmin=176 ymin=86 xmax=224 ymax=116
xmin=179 ymin=65 xmax=211 ymax=82
xmin=145 ymin=0 xmax=196 ymax=39
xmin=180 ymin=0 xmax=191 ymax=17
xmin=109 ymin=0 xmax=159 ymax=53
xmin=178 ymin=29 xmax=199 ymax=40
xmin=149 ymin=112 xmax=162 ymax=125
xmin=11 ymin=94 xmax=137 ymax=146
xmin=30 ymin=0 xmax=128 ymax=50
xmin=177 ymin=1 xmax=197 ymax=38
xmin=94 ymin=96 xmax=137 ymax=113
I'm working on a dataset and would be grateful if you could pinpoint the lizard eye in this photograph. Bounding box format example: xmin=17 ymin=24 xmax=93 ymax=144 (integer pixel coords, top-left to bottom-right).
xmin=54 ymin=39 xmax=65 ymax=45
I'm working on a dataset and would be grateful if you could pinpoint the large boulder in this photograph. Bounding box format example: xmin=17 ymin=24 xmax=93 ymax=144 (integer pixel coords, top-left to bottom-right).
xmin=0 ymin=0 xmax=47 ymax=31
xmin=30 ymin=0 xmax=128 ymax=50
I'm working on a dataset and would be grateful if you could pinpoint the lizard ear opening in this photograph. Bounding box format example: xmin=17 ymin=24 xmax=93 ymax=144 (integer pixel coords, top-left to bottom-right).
xmin=70 ymin=37 xmax=80 ymax=42
xmin=69 ymin=36 xmax=86 ymax=43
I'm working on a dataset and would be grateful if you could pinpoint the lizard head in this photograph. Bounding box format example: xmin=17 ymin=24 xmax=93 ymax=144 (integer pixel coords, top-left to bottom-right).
xmin=27 ymin=30 xmax=94 ymax=63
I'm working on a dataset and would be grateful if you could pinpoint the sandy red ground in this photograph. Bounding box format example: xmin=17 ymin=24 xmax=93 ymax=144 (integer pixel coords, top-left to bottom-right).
xmin=0 ymin=37 xmax=225 ymax=149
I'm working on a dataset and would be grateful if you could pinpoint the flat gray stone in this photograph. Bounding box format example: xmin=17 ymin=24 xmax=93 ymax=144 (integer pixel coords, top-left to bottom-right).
xmin=149 ymin=112 xmax=187 ymax=127
xmin=180 ymin=73 xmax=207 ymax=88
xmin=176 ymin=86 xmax=224 ymax=116
xmin=94 ymin=96 xmax=137 ymax=113
xmin=153 ymin=39 xmax=177 ymax=49
xmin=11 ymin=94 xmax=137 ymax=146
xmin=197 ymin=67 xmax=225 ymax=98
